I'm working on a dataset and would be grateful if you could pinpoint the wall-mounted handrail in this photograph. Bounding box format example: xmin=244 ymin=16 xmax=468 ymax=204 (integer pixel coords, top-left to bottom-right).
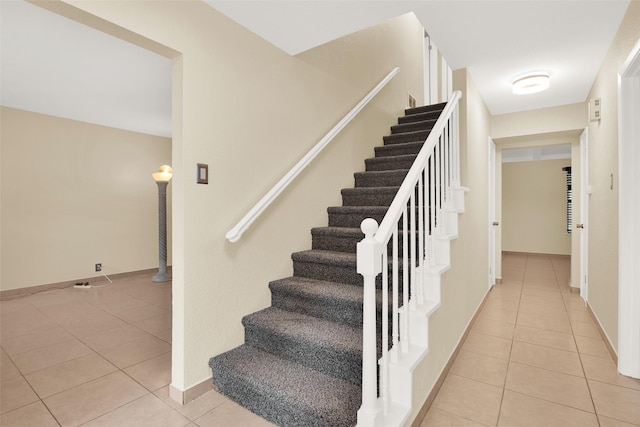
xmin=225 ymin=67 xmax=400 ymax=243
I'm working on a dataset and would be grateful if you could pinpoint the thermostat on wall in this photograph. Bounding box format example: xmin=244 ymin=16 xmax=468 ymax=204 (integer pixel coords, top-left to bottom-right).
xmin=590 ymin=98 xmax=601 ymax=122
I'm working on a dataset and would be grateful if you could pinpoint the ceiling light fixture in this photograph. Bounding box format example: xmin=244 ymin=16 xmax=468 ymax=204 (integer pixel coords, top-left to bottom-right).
xmin=512 ymin=72 xmax=550 ymax=95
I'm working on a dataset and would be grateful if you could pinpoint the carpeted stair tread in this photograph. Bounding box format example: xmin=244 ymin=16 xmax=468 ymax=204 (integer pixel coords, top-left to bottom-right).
xmin=327 ymin=206 xmax=389 ymax=227
xmin=383 ymin=130 xmax=430 ymax=145
xmin=374 ymin=141 xmax=424 ymax=157
xmin=292 ymin=249 xmax=356 ymax=267
xmin=405 ymin=102 xmax=447 ymax=115
xmin=270 ymin=276 xmax=373 ymax=307
xmin=270 ymin=277 xmax=391 ymax=329
xmin=390 ymin=119 xmax=436 ymax=134
xmin=210 ymin=344 xmax=360 ymax=427
xmin=365 ymin=154 xmax=416 ymax=171
xmin=341 ymin=186 xmax=399 ymax=206
xmin=311 ymin=226 xmax=362 ymax=253
xmin=292 ymin=249 xmax=407 ymax=287
xmin=242 ymin=307 xmax=363 ymax=385
xmin=311 ymin=225 xmax=417 ymax=254
xmin=398 ymin=109 xmax=443 ymax=124
xmin=292 ymin=250 xmax=360 ymax=285
xmin=354 ymin=169 xmax=409 ymax=187
xmin=243 ymin=307 xmax=361 ymax=354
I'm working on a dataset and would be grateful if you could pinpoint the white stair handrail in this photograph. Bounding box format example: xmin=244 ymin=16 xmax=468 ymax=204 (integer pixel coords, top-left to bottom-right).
xmin=226 ymin=67 xmax=400 ymax=243
xmin=375 ymin=91 xmax=462 ymax=245
xmin=356 ymin=91 xmax=463 ymax=426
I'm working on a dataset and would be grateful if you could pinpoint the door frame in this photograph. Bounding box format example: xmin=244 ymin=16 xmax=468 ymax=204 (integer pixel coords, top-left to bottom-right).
xmin=618 ymin=39 xmax=640 ymax=379
xmin=488 ymin=138 xmax=497 ymax=289
xmin=579 ymin=128 xmax=589 ymax=302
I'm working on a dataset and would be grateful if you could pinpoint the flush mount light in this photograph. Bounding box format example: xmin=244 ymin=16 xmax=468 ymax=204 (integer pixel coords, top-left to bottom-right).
xmin=512 ymin=72 xmax=550 ymax=95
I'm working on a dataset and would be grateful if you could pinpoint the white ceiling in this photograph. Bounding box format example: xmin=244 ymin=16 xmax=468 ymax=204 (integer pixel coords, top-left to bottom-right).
xmin=207 ymin=0 xmax=630 ymax=115
xmin=0 ymin=0 xmax=172 ymax=137
xmin=1 ymin=0 xmax=631 ymax=137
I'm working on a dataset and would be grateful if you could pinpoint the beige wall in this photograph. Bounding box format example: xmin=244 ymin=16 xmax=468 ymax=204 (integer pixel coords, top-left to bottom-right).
xmin=48 ymin=1 xmax=426 ymax=392
xmin=409 ymin=68 xmax=491 ymax=423
xmin=585 ymin=1 xmax=640 ymax=352
xmin=492 ymin=102 xmax=587 ymax=139
xmin=502 ymin=159 xmax=571 ymax=255
xmin=1 ymin=107 xmax=172 ymax=291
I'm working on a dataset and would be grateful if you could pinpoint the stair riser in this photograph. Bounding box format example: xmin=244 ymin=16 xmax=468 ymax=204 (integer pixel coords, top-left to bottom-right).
xmin=244 ymin=325 xmax=362 ymax=386
xmin=390 ymin=121 xmax=435 ymax=134
xmin=355 ymin=171 xmax=408 ymax=187
xmin=383 ymin=131 xmax=430 ymax=145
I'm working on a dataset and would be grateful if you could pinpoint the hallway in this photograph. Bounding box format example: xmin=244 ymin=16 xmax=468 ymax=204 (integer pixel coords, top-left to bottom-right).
xmin=421 ymin=253 xmax=640 ymax=426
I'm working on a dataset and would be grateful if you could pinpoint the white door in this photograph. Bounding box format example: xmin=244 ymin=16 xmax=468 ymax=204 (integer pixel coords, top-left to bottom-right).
xmin=579 ymin=129 xmax=589 ymax=302
xmin=489 ymin=138 xmax=497 ymax=288
xmin=618 ymin=39 xmax=640 ymax=379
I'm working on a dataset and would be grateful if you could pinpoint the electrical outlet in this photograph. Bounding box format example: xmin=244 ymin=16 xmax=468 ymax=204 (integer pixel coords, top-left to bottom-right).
xmin=95 ymin=263 xmax=102 ymax=272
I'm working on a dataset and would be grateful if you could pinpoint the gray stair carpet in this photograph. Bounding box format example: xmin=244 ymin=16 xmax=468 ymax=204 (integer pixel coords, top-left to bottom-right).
xmin=209 ymin=101 xmax=446 ymax=427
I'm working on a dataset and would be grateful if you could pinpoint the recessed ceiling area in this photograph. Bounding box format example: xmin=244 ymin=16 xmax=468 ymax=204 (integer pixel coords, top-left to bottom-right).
xmin=0 ymin=0 xmax=172 ymax=138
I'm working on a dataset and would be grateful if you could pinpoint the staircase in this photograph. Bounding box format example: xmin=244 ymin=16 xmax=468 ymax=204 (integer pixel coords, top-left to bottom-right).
xmin=209 ymin=102 xmax=447 ymax=427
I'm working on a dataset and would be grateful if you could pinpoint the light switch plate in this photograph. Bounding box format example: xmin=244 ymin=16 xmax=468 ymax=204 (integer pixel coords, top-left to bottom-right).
xmin=197 ymin=163 xmax=208 ymax=184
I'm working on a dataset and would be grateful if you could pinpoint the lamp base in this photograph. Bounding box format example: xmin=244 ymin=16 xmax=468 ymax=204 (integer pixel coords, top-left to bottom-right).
xmin=152 ymin=271 xmax=170 ymax=283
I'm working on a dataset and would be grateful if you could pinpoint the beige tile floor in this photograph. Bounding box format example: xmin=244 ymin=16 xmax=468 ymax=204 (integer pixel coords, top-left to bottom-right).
xmin=3 ymin=257 xmax=639 ymax=427
xmin=0 ymin=273 xmax=272 ymax=426
xmin=421 ymin=253 xmax=640 ymax=427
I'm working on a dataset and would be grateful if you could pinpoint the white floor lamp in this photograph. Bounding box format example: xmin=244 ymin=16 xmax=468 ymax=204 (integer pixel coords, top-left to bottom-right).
xmin=152 ymin=165 xmax=172 ymax=283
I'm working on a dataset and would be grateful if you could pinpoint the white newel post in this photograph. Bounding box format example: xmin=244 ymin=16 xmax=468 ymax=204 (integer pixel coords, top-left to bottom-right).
xmin=357 ymin=219 xmax=382 ymax=427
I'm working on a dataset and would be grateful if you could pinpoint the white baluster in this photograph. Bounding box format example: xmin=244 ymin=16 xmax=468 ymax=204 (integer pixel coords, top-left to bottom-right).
xmin=381 ymin=249 xmax=389 ymax=415
xmin=392 ymin=228 xmax=399 ymax=361
xmin=444 ymin=122 xmax=450 ymax=206
xmin=410 ymin=192 xmax=416 ymax=310
xmin=418 ymin=173 xmax=425 ymax=305
xmin=402 ymin=209 xmax=409 ymax=353
xmin=435 ymin=136 xmax=441 ymax=234
xmin=429 ymin=153 xmax=436 ymax=267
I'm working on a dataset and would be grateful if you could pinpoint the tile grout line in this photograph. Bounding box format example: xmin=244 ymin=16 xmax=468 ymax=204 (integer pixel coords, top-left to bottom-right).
xmin=553 ymin=255 xmax=601 ymax=426
xmin=495 ymin=253 xmax=527 ymax=427
xmin=1 ymin=277 xmax=176 ymax=425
